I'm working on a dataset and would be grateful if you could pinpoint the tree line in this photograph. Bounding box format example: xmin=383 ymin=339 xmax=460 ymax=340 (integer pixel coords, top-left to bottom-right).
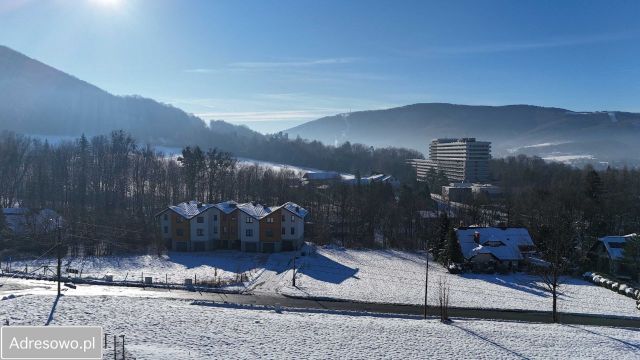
xmin=0 ymin=130 xmax=428 ymax=256
xmin=2 ymin=130 xmax=640 ymax=276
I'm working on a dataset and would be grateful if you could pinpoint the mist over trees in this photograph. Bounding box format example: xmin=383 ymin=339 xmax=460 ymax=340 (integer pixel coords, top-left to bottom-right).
xmin=0 ymin=45 xmax=422 ymax=182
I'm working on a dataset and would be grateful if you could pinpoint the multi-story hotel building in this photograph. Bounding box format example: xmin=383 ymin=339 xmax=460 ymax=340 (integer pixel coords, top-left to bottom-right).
xmin=409 ymin=138 xmax=491 ymax=183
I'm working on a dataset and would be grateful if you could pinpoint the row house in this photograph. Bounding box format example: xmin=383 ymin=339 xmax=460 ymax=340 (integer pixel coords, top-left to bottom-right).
xmin=156 ymin=200 xmax=308 ymax=252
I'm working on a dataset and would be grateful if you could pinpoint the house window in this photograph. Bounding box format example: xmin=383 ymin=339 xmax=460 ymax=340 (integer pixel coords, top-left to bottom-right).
xmin=231 ymin=217 xmax=236 ymax=221
xmin=197 ymin=229 xmax=204 ymax=236
xmin=282 ymin=215 xmax=285 ymax=222
xmin=176 ymin=229 xmax=184 ymax=236
xmin=246 ymin=217 xmax=253 ymax=223
xmin=291 ymin=216 xmax=295 ymax=222
xmin=213 ymin=226 xmax=218 ymax=234
xmin=163 ymin=226 xmax=168 ymax=234
xmin=223 ymin=226 xmax=228 ymax=234
xmin=163 ymin=214 xmax=168 ymax=221
xmin=213 ymin=215 xmax=218 ymax=221
xmin=176 ymin=217 xmax=183 ymax=223
xmin=246 ymin=229 xmax=253 ymax=237
xmin=197 ymin=216 xmax=204 ymax=223
xmin=266 ymin=217 xmax=274 ymax=223
xmin=290 ymin=227 xmax=295 ymax=235
xmin=282 ymin=227 xmax=286 ymax=235
xmin=266 ymin=229 xmax=273 ymax=237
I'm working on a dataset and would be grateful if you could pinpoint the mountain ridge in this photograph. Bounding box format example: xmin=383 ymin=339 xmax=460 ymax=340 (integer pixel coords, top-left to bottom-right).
xmin=284 ymin=102 xmax=640 ymax=164
xmin=0 ymin=45 xmax=258 ymax=147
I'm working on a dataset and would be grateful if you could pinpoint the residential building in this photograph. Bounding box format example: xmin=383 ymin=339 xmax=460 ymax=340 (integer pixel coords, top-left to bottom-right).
xmin=455 ymin=226 xmax=537 ymax=271
xmin=302 ymin=171 xmax=399 ymax=187
xmin=441 ymin=183 xmax=473 ymax=203
xmin=588 ymin=234 xmax=637 ymax=278
xmin=409 ymin=138 xmax=491 ymax=183
xmin=157 ymin=200 xmax=308 ymax=253
xmin=2 ymin=208 xmax=62 ymax=236
xmin=440 ymin=182 xmax=502 ymax=203
xmin=302 ymin=171 xmax=342 ymax=185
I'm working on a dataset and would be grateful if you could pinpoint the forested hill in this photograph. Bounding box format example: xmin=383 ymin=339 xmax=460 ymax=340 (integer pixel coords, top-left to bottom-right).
xmin=0 ymin=46 xmax=421 ymax=179
xmin=0 ymin=45 xmax=258 ymax=147
xmin=285 ymin=103 xmax=640 ymax=165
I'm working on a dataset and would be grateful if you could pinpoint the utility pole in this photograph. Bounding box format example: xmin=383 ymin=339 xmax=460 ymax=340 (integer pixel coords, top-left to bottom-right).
xmin=113 ymin=335 xmax=116 ymax=360
xmin=119 ymin=335 xmax=125 ymax=360
xmin=424 ymin=238 xmax=429 ymax=319
xmin=57 ymin=223 xmax=62 ymax=297
xmin=292 ymin=256 xmax=296 ymax=287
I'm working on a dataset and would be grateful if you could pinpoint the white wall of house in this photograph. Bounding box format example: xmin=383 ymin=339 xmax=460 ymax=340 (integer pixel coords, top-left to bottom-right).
xmin=190 ymin=212 xmax=209 ymax=247
xmin=238 ymin=211 xmax=259 ymax=244
xmin=281 ymin=208 xmax=304 ymax=241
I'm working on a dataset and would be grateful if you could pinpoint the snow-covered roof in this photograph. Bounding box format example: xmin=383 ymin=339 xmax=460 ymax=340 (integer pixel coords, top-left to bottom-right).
xmin=213 ymin=200 xmax=238 ymax=214
xmin=302 ymin=171 xmax=341 ymax=180
xmin=281 ymin=202 xmax=309 ymax=218
xmin=168 ymin=201 xmax=217 ymax=219
xmin=237 ymin=202 xmax=276 ymax=219
xmin=163 ymin=200 xmax=307 ymax=220
xmin=341 ymin=174 xmax=398 ymax=186
xmin=2 ymin=208 xmax=62 ymax=234
xmin=418 ymin=209 xmax=457 ymax=219
xmin=456 ymin=227 xmax=535 ymax=262
xmin=598 ymin=234 xmax=636 ymax=261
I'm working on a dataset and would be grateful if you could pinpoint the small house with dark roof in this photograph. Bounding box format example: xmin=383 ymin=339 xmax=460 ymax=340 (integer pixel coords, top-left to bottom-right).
xmin=588 ymin=234 xmax=636 ymax=278
xmin=455 ymin=226 xmax=537 ymax=271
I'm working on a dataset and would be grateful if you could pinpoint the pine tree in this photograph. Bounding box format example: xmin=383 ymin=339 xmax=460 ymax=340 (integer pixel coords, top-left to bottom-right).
xmin=446 ymin=228 xmax=464 ymax=264
xmin=584 ymin=168 xmax=603 ymax=201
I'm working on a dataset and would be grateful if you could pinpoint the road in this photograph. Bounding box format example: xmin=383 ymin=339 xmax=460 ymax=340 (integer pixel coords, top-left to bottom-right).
xmin=3 ymin=277 xmax=638 ymax=328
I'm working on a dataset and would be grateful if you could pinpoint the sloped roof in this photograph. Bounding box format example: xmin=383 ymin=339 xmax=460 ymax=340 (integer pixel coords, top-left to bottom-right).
xmin=281 ymin=202 xmax=309 ymax=218
xmin=161 ymin=200 xmax=307 ymax=220
xmin=302 ymin=171 xmax=341 ymax=180
xmin=213 ymin=200 xmax=239 ymax=214
xmin=237 ymin=202 xmax=276 ymax=219
xmin=456 ymin=227 xmax=535 ymax=262
xmin=2 ymin=208 xmax=61 ymax=234
xmin=168 ymin=201 xmax=216 ymax=219
xmin=598 ymin=234 xmax=636 ymax=261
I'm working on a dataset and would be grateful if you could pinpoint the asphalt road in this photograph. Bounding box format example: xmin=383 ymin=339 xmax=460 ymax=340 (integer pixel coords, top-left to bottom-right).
xmin=3 ymin=277 xmax=639 ymax=328
xmin=141 ymin=286 xmax=640 ymax=328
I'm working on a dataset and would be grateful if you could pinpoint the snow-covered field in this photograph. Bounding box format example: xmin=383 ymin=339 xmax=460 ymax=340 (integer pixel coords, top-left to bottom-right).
xmin=276 ymin=247 xmax=640 ymax=317
xmin=7 ymin=251 xmax=269 ymax=286
xmin=6 ymin=246 xmax=639 ymax=317
xmin=1 ymin=293 xmax=639 ymax=359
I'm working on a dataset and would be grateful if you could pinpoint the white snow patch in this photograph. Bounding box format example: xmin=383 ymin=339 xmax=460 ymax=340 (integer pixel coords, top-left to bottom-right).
xmin=272 ymin=247 xmax=639 ymax=317
xmin=1 ymin=294 xmax=639 ymax=359
xmin=543 ymin=154 xmax=595 ymax=163
xmin=9 ymin=251 xmax=266 ymax=285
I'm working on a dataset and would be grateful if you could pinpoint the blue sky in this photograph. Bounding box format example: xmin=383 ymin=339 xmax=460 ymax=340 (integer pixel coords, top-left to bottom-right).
xmin=1 ymin=0 xmax=639 ymax=133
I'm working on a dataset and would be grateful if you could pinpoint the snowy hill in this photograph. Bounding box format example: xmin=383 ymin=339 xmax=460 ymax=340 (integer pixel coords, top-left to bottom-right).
xmin=285 ymin=103 xmax=640 ymax=165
